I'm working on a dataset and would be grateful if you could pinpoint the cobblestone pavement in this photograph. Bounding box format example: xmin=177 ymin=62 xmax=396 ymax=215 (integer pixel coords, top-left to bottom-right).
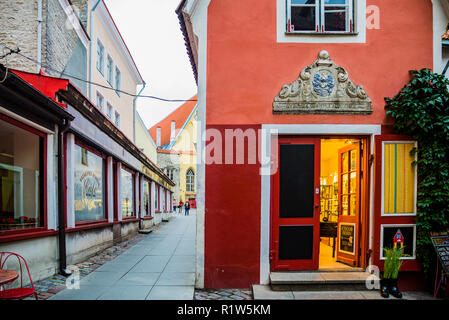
xmin=29 ymin=223 xmax=165 ymax=300
xmin=195 ymin=289 xmax=253 ymax=300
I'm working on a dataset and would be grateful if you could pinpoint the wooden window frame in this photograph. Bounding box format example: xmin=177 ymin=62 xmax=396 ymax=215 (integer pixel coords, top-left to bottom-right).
xmin=72 ymin=138 xmax=108 ymax=226
xmin=0 ymin=113 xmax=48 ymax=239
xmin=286 ymin=0 xmax=354 ymax=34
xmin=142 ymin=178 xmax=152 ymax=217
xmin=120 ymin=164 xmax=137 ymax=219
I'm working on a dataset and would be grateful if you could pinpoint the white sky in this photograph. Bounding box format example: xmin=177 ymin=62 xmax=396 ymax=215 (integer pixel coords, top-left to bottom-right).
xmin=104 ymin=0 xmax=197 ymax=129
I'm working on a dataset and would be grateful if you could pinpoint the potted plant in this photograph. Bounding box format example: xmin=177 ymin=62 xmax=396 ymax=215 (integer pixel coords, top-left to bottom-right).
xmin=380 ymin=247 xmax=404 ymax=298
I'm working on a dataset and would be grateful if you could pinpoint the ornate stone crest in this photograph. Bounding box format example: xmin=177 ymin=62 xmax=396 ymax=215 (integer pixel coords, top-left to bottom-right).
xmin=273 ymin=50 xmax=372 ymax=115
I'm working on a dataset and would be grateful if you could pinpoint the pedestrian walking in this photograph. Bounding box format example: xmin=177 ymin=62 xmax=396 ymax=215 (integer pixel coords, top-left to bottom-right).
xmin=184 ymin=201 xmax=190 ymax=216
xmin=178 ymin=200 xmax=183 ymax=214
xmin=173 ymin=198 xmax=177 ymax=213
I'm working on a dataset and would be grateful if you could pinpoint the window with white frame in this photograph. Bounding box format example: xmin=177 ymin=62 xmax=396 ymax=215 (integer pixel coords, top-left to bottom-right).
xmin=96 ymin=39 xmax=104 ymax=75
xmin=186 ymin=168 xmax=195 ymax=192
xmin=96 ymin=92 xmax=104 ymax=111
xmin=114 ymin=111 xmax=120 ymax=127
xmin=115 ymin=67 xmax=121 ymax=96
xmin=106 ymin=103 xmax=113 ymax=119
xmin=107 ymin=55 xmax=114 ymax=85
xmin=287 ymin=0 xmax=354 ymax=33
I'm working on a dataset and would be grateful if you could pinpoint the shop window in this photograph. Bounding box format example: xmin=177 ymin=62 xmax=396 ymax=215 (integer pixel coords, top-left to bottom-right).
xmin=96 ymin=39 xmax=104 ymax=75
xmin=0 ymin=116 xmax=44 ymax=231
xmin=143 ymin=179 xmax=151 ymax=216
xmin=287 ymin=0 xmax=354 ymax=33
xmin=186 ymin=168 xmax=195 ymax=192
xmin=382 ymin=142 xmax=417 ymax=216
xmin=155 ymin=185 xmax=159 ymax=211
xmin=120 ymin=167 xmax=135 ymax=218
xmin=74 ymin=143 xmax=106 ymax=223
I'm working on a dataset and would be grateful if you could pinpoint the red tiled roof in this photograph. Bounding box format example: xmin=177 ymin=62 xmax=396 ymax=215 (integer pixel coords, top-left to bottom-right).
xmin=149 ymin=96 xmax=197 ymax=147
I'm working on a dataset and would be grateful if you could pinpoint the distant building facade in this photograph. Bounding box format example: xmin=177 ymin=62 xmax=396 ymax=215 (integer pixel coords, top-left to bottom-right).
xmin=150 ymin=98 xmax=198 ymax=208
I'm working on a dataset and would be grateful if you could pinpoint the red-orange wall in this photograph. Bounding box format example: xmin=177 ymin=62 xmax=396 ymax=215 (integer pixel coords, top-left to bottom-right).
xmin=203 ymin=0 xmax=434 ymax=288
xmin=205 ymin=0 xmax=433 ymax=125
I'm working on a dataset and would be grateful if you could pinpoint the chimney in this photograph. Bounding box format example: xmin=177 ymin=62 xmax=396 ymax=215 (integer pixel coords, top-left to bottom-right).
xmin=170 ymin=121 xmax=176 ymax=143
xmin=156 ymin=127 xmax=161 ymax=147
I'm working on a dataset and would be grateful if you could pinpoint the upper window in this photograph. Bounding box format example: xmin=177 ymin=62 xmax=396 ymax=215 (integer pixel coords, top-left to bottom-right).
xmin=115 ymin=67 xmax=121 ymax=96
xmin=287 ymin=0 xmax=354 ymax=33
xmin=96 ymin=40 xmax=104 ymax=75
xmin=186 ymin=168 xmax=195 ymax=193
xmin=74 ymin=143 xmax=105 ymax=223
xmin=107 ymin=55 xmax=114 ymax=86
xmin=114 ymin=111 xmax=120 ymax=128
xmin=96 ymin=91 xmax=104 ymax=111
xmin=0 ymin=116 xmax=44 ymax=232
xmin=106 ymin=103 xmax=113 ymax=119
xmin=382 ymin=142 xmax=417 ymax=216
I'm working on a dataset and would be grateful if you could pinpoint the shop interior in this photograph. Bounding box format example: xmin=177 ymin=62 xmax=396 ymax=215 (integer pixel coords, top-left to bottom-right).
xmin=319 ymin=138 xmax=361 ymax=270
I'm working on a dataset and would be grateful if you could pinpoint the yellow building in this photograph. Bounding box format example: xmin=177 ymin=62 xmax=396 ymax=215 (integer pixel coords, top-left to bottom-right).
xmin=149 ymin=97 xmax=197 ymax=207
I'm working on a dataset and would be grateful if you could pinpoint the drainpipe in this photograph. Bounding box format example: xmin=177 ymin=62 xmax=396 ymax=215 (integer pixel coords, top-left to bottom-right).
xmin=37 ymin=0 xmax=42 ymax=73
xmin=133 ymin=82 xmax=146 ymax=143
xmin=58 ymin=119 xmax=71 ymax=277
xmin=88 ymin=0 xmax=102 ymax=101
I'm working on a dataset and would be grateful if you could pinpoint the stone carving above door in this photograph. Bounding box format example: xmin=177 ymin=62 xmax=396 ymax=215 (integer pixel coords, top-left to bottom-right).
xmin=273 ymin=50 xmax=372 ymax=115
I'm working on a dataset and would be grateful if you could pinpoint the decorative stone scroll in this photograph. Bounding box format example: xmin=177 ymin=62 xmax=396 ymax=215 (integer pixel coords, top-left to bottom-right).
xmin=273 ymin=50 xmax=372 ymax=115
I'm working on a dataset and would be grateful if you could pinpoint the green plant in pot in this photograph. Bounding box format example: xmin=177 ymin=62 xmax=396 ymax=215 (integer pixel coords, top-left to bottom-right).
xmin=380 ymin=247 xmax=404 ymax=299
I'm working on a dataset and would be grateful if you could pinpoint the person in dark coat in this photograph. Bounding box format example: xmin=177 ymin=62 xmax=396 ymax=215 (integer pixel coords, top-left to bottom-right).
xmin=184 ymin=201 xmax=190 ymax=216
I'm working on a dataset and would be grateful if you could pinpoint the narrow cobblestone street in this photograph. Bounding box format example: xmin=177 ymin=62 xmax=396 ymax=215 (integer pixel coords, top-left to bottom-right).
xmin=31 ymin=210 xmax=254 ymax=300
xmin=43 ymin=211 xmax=196 ymax=300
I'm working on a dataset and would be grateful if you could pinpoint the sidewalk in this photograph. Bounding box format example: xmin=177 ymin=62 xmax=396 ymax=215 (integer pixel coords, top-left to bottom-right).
xmin=49 ymin=210 xmax=196 ymax=300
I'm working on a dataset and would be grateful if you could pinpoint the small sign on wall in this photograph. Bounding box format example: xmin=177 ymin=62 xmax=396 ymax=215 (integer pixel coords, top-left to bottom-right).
xmin=381 ymin=225 xmax=416 ymax=259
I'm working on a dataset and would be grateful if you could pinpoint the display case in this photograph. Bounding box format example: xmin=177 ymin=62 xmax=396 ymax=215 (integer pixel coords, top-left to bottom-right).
xmin=320 ymin=181 xmax=338 ymax=223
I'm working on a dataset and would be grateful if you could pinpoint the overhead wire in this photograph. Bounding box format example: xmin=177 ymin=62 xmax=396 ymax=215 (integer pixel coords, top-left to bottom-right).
xmin=0 ymin=44 xmax=197 ymax=103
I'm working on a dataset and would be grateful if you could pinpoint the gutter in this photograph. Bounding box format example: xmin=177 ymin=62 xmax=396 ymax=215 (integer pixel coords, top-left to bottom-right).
xmin=133 ymin=82 xmax=146 ymax=143
xmin=58 ymin=119 xmax=72 ymax=277
xmin=88 ymin=0 xmax=102 ymax=101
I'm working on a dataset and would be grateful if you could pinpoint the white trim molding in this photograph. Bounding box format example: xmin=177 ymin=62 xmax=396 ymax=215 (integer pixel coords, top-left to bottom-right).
xmin=380 ymin=141 xmax=418 ymax=217
xmin=183 ymin=0 xmax=211 ymax=290
xmin=259 ymin=124 xmax=381 ymax=285
xmin=58 ymin=0 xmax=89 ymax=48
xmin=380 ymin=224 xmax=417 ymax=260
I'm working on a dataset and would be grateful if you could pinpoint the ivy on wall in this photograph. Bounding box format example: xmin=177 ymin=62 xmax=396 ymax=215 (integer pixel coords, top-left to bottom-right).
xmin=385 ymin=69 xmax=449 ymax=274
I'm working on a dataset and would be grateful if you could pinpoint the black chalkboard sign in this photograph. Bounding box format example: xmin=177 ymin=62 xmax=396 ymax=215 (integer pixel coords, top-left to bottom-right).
xmin=430 ymin=234 xmax=449 ymax=276
xmin=339 ymin=224 xmax=355 ymax=254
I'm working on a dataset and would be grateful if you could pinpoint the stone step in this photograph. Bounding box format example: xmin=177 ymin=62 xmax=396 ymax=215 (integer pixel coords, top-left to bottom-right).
xmin=270 ymin=271 xmax=379 ymax=291
xmin=252 ymin=285 xmax=385 ymax=300
xmin=138 ymin=227 xmax=154 ymax=234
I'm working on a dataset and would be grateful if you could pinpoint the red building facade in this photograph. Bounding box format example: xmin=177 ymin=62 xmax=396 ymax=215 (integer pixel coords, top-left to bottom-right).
xmin=178 ymin=0 xmax=448 ymax=289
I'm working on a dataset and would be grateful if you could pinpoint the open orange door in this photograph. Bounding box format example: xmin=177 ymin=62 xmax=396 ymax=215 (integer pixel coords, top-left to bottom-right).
xmin=336 ymin=142 xmax=361 ymax=267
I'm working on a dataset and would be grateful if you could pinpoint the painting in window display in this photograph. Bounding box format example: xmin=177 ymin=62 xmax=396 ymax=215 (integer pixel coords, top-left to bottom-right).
xmin=121 ymin=168 xmax=134 ymax=217
xmin=74 ymin=144 xmax=105 ymax=222
xmin=143 ymin=180 xmax=150 ymax=216
xmin=0 ymin=117 xmax=44 ymax=230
